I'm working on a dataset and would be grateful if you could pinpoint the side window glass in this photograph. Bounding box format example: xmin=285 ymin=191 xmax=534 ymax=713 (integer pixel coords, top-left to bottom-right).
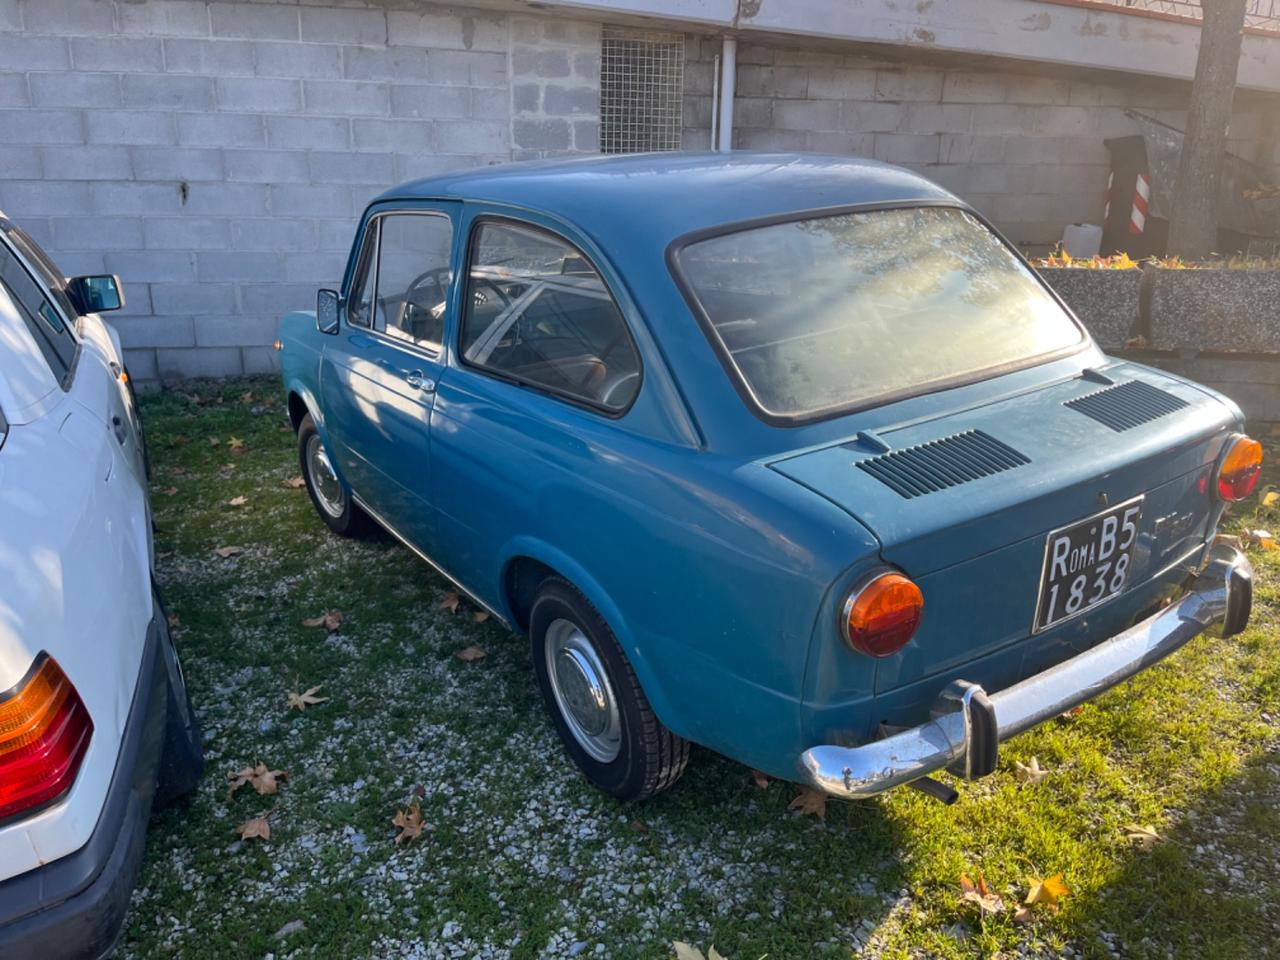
xmin=346 ymin=221 xmax=377 ymax=329
xmin=0 ymin=243 xmax=75 ymax=381
xmin=460 ymin=221 xmax=641 ymax=412
xmin=373 ymin=214 xmax=453 ymax=351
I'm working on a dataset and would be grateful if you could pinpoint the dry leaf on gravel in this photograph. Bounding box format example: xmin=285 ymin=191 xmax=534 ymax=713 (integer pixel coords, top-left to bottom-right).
xmin=454 ymin=645 xmax=487 ymax=663
xmin=1024 ymin=873 xmax=1069 ymax=912
xmin=302 ymin=610 xmax=344 ymax=632
xmin=788 ymin=786 xmax=827 ymax=819
xmin=160 ymin=487 xmax=178 ymax=496
xmin=1124 ymin=823 xmax=1161 ymax=849
xmin=750 ymin=769 xmax=770 ymax=789
xmin=393 ymin=805 xmax=427 ymax=845
xmin=229 ymin=436 xmax=246 ymax=454
xmin=1245 ymin=529 xmax=1279 ymax=551
xmin=166 ymin=612 xmax=180 ymax=628
xmin=240 ymin=391 xmax=254 ymax=404
xmin=283 ymin=476 xmax=306 ymax=489
xmin=438 ymin=591 xmax=461 ymax=614
xmin=236 ymin=816 xmax=271 ymax=842
xmin=208 ymin=437 xmax=220 ymax=447
xmin=228 ymin=763 xmax=288 ymax=797
xmin=471 ymin=609 xmax=490 ymax=623
xmin=227 ymin=495 xmax=248 ymax=507
xmin=672 ymin=943 xmax=726 ymax=960
xmin=960 ymin=872 xmax=1005 ymax=916
xmin=1014 ymin=756 xmax=1048 ymax=785
xmin=287 ymin=685 xmax=328 ymax=712
xmin=214 ymin=545 xmax=243 ymax=558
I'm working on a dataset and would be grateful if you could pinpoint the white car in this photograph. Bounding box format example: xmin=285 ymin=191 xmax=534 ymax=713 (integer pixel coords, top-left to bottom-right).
xmin=0 ymin=214 xmax=202 ymax=959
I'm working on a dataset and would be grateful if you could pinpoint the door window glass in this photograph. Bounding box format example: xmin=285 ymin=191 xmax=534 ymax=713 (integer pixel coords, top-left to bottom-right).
xmin=346 ymin=221 xmax=377 ymax=329
xmin=0 ymin=241 xmax=76 ymax=382
xmin=374 ymin=214 xmax=453 ymax=351
xmin=460 ymin=221 xmax=641 ymax=412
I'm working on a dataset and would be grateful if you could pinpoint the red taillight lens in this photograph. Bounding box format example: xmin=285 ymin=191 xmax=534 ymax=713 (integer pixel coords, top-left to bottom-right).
xmin=841 ymin=570 xmax=924 ymax=658
xmin=0 ymin=654 xmax=93 ymax=822
xmin=1217 ymin=434 xmax=1263 ymax=502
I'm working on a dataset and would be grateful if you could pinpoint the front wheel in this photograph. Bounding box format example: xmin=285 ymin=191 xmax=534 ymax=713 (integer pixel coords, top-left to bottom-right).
xmin=530 ymin=577 xmax=689 ymax=801
xmin=298 ymin=412 xmax=373 ymax=538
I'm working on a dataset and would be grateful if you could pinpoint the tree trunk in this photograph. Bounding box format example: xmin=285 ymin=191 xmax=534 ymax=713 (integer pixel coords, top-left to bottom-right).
xmin=1166 ymin=0 xmax=1249 ymax=259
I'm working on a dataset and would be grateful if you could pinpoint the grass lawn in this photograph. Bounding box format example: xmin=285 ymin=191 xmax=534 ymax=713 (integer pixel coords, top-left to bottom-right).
xmin=122 ymin=378 xmax=1280 ymax=960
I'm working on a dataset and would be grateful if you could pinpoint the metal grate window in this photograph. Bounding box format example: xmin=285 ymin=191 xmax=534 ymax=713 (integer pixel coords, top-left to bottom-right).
xmin=600 ymin=26 xmax=684 ymax=154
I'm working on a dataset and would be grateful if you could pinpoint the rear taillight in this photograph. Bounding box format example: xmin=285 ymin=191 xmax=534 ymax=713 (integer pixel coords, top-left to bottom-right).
xmin=0 ymin=654 xmax=93 ymax=822
xmin=841 ymin=570 xmax=924 ymax=658
xmin=1216 ymin=434 xmax=1263 ymax=502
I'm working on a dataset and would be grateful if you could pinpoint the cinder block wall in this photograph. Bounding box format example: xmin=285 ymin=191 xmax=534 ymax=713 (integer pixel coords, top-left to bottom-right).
xmin=0 ymin=0 xmax=600 ymax=381
xmin=683 ymin=38 xmax=1280 ymax=249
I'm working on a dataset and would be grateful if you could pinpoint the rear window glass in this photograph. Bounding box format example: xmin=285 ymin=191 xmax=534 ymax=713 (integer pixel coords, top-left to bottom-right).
xmin=675 ymin=207 xmax=1084 ymax=421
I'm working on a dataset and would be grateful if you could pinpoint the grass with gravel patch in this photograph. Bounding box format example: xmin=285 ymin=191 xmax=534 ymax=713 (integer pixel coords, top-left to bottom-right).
xmin=121 ymin=379 xmax=1280 ymax=960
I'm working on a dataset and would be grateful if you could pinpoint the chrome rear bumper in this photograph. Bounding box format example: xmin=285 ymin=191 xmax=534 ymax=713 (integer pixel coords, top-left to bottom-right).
xmin=798 ymin=544 xmax=1254 ymax=799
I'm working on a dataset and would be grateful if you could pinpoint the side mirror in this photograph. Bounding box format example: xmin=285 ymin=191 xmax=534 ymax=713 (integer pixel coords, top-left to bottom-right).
xmin=316 ymin=289 xmax=340 ymax=335
xmin=66 ymin=275 xmax=124 ymax=314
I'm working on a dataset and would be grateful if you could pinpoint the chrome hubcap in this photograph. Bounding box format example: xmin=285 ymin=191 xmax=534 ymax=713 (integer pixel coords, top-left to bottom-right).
xmin=544 ymin=618 xmax=621 ymax=763
xmin=305 ymin=433 xmax=346 ymax=518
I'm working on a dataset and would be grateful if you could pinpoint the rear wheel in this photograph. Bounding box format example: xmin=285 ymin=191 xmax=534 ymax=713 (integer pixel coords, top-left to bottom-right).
xmin=298 ymin=412 xmax=373 ymax=538
xmin=530 ymin=577 xmax=689 ymax=801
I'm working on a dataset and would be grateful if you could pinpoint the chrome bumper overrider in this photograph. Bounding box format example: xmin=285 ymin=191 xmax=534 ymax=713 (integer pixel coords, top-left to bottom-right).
xmin=798 ymin=544 xmax=1254 ymax=799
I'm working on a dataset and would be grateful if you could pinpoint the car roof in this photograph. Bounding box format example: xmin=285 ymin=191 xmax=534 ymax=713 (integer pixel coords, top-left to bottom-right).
xmin=375 ymin=151 xmax=959 ymax=246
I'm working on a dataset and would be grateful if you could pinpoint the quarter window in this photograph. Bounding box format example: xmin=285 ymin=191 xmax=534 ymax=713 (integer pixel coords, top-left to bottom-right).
xmin=346 ymin=221 xmax=377 ymax=329
xmin=373 ymin=214 xmax=453 ymax=351
xmin=460 ymin=221 xmax=641 ymax=412
xmin=0 ymin=240 xmax=76 ymax=382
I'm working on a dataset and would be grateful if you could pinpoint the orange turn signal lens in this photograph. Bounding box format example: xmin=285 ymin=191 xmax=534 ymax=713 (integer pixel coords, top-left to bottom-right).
xmin=841 ymin=570 xmax=924 ymax=658
xmin=1217 ymin=434 xmax=1263 ymax=502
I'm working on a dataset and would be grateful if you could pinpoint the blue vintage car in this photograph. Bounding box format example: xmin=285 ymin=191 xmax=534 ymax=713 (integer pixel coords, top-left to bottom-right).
xmin=279 ymin=153 xmax=1257 ymax=803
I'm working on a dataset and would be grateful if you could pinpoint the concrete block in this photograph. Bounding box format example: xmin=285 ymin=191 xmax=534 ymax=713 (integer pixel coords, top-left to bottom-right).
xmin=874 ymin=68 xmax=943 ymax=102
xmin=122 ymin=74 xmax=214 ymax=110
xmin=387 ymin=10 xmax=508 ymax=52
xmin=317 ymin=216 xmax=359 ymax=251
xmin=115 ymin=316 xmax=197 ymax=349
xmin=512 ymin=49 xmax=570 ymax=81
xmin=196 ymin=250 xmax=285 ymax=282
xmin=156 ymin=346 xmax=241 ymax=379
xmin=351 ymin=117 xmax=433 ymax=152
xmin=735 ymin=127 xmax=806 ymax=151
xmin=176 ymin=112 xmax=264 ymax=148
xmin=0 ymin=0 xmax=20 ymax=31
xmin=1030 ymin=163 xmax=1107 ymax=196
xmin=216 ymin=77 xmax=302 ymax=114
xmin=51 ymin=215 xmax=143 ymax=250
xmin=131 ymin=146 xmax=224 ymax=181
xmin=86 ymin=110 xmax=175 ymax=145
xmin=282 ymin=250 xmax=346 ymax=284
xmin=942 ymin=72 xmax=1006 ymax=103
xmin=732 ymin=96 xmax=772 ymax=129
xmin=224 ymin=149 xmax=310 ymax=183
xmin=229 ymin=217 xmax=317 ymax=252
xmin=343 ymin=45 xmax=432 ymax=83
xmin=572 ymin=51 xmax=599 ymax=83
xmin=265 ymin=115 xmax=350 ymax=150
xmin=0 ymin=145 xmax=43 ymax=179
xmin=542 ymin=19 xmax=600 ymax=46
xmin=735 ymin=41 xmax=775 ymax=66
xmin=42 ymin=145 xmax=132 ymax=181
xmin=735 ymin=65 xmax=807 ymax=99
xmin=268 ymin=184 xmax=353 ymax=218
xmin=13 ymin=218 xmax=53 ymax=249
xmin=1033 ymin=105 xmax=1093 ymax=138
xmin=571 ymin=119 xmax=597 ymax=152
xmin=805 ymin=131 xmax=876 ymax=157
xmin=143 ymin=216 xmax=231 ymax=250
xmin=105 ymin=250 xmax=198 ymax=283
xmin=72 ymin=38 xmax=163 ymax=73
xmin=152 ymin=282 xmax=238 ymax=315
xmin=29 ymin=72 xmax=119 ymax=108
xmin=162 ymin=38 xmax=254 ymax=76
xmin=898 ymin=103 xmax=973 ymax=135
xmin=806 ymin=68 xmax=877 ymax=101
xmin=1 ymin=179 xmax=89 ymax=214
xmin=180 ymin=182 xmax=268 ymax=215
xmin=683 ymin=60 xmax=715 ymax=97
xmin=1 ymin=109 xmax=82 ymax=144
xmin=301 ymin=6 xmax=387 ymax=46
xmin=541 ymin=84 xmax=596 ymax=117
xmin=512 ymin=84 xmax=539 ymax=113
xmin=431 ymin=50 xmax=505 ymax=88
xmin=241 ymin=345 xmax=281 ymax=375
xmin=1004 ymin=75 xmax=1070 ymax=106
xmin=210 ymin=3 xmax=298 ymax=41
xmin=239 ymin=282 xmax=317 ymax=315
xmin=873 ymin=133 xmax=939 ymax=164
xmin=512 ymin=118 xmax=570 ymax=152
xmin=471 ymin=87 xmax=509 ymax=121
xmin=118 ymin=2 xmax=210 ymax=38
xmin=122 ymin=348 xmax=158 ymax=381
xmin=967 ymin=103 xmax=1046 ymax=136
xmin=194 ymin=315 xmax=276 ymax=347
xmin=392 ymin=152 xmax=479 ymax=182
xmin=0 ymin=35 xmax=68 ymax=71
xmin=303 ymin=79 xmax=389 ymax=116
xmin=773 ymin=99 xmax=840 ymax=132
xmin=939 ymin=134 xmax=1005 ymax=164
xmin=961 ymin=163 xmax=1036 ymax=195
xmin=114 ymin=282 xmax=152 ymax=317
xmin=389 ymin=83 xmax=468 ymax=119
xmin=841 ymin=101 xmax=904 ymax=134
xmin=49 ymin=250 xmax=106 ymax=276
xmin=0 ymin=75 xmax=26 ymax=107
xmin=92 ymin=181 xmax=183 ymax=214
xmin=252 ymin=41 xmax=342 ymax=80
xmin=308 ymin=149 xmax=395 ymax=185
xmin=24 ymin=0 xmax=114 ymax=36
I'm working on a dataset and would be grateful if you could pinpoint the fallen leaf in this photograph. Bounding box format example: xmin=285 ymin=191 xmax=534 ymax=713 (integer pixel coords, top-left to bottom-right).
xmin=228 ymin=762 xmax=288 ymax=797
xmin=1259 ymin=486 xmax=1279 ymax=508
xmin=229 ymin=436 xmax=246 ymax=454
xmin=788 ymin=786 xmax=827 ymax=819
xmin=1014 ymin=756 xmax=1048 ymax=786
xmin=1024 ymin=873 xmax=1069 ymax=912
xmin=393 ymin=805 xmax=427 ymax=845
xmin=1013 ymin=904 xmax=1033 ymax=924
xmin=166 ymin=612 xmax=181 ymax=628
xmin=629 ymin=818 xmax=650 ymax=834
xmin=412 ymin=784 xmax=426 ymax=798
xmin=960 ymin=872 xmax=1005 ymax=916
xmin=227 ymin=495 xmax=248 ymax=507
xmin=471 ymin=609 xmax=490 ymax=623
xmin=287 ymin=684 xmax=328 ymax=711
xmin=1215 ymin=533 xmax=1244 ymax=551
xmin=159 ymin=486 xmax=178 ymax=496
xmin=1245 ymin=529 xmax=1279 ymax=551
xmin=208 ymin=436 xmax=221 ymax=447
xmin=283 ymin=475 xmax=306 ymax=489
xmin=302 ymin=610 xmax=343 ymax=632
xmin=171 ymin=435 xmax=189 ymax=448
xmin=439 ymin=591 xmax=461 ymax=614
xmin=240 ymin=391 xmax=254 ymax=404
xmin=672 ymin=944 xmax=726 ymax=960
xmin=214 ymin=545 xmax=243 ymax=558
xmin=273 ymin=920 xmax=304 ymax=940
xmin=750 ymin=769 xmax=770 ymax=789
xmin=1124 ymin=823 xmax=1161 ymax=849
xmin=236 ymin=816 xmax=271 ymax=842
xmin=454 ymin=644 xmax=487 ymax=663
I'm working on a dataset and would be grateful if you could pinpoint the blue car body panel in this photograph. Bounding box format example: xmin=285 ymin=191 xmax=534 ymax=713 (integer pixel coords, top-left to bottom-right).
xmin=280 ymin=152 xmax=1243 ymax=780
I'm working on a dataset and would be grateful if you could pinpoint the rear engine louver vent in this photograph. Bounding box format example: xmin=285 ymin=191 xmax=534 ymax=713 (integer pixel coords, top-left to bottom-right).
xmin=856 ymin=430 xmax=1030 ymax=499
xmin=1064 ymin=380 xmax=1188 ymax=431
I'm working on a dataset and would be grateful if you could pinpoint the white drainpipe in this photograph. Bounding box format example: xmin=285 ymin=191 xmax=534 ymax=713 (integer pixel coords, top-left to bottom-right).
xmin=716 ymin=36 xmax=736 ymax=152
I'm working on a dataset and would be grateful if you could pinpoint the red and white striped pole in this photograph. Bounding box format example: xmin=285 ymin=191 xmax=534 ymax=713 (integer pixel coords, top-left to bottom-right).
xmin=1129 ymin=172 xmax=1150 ymax=235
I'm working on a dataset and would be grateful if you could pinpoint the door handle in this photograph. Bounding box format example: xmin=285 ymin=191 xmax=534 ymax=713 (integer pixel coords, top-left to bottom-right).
xmin=111 ymin=415 xmax=128 ymax=445
xmin=404 ymin=370 xmax=436 ymax=394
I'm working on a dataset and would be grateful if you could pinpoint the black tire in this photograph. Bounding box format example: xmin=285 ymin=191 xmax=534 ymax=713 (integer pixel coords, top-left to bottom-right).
xmin=153 ymin=589 xmax=203 ymax=807
xmin=298 ymin=412 xmax=374 ymax=538
xmin=530 ymin=577 xmax=689 ymax=801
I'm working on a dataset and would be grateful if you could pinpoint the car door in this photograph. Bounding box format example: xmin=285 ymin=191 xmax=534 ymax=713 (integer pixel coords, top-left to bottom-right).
xmin=319 ymin=204 xmax=458 ymax=551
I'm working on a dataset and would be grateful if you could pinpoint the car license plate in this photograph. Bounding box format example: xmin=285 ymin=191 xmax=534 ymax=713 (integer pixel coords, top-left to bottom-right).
xmin=1033 ymin=496 xmax=1143 ymax=632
